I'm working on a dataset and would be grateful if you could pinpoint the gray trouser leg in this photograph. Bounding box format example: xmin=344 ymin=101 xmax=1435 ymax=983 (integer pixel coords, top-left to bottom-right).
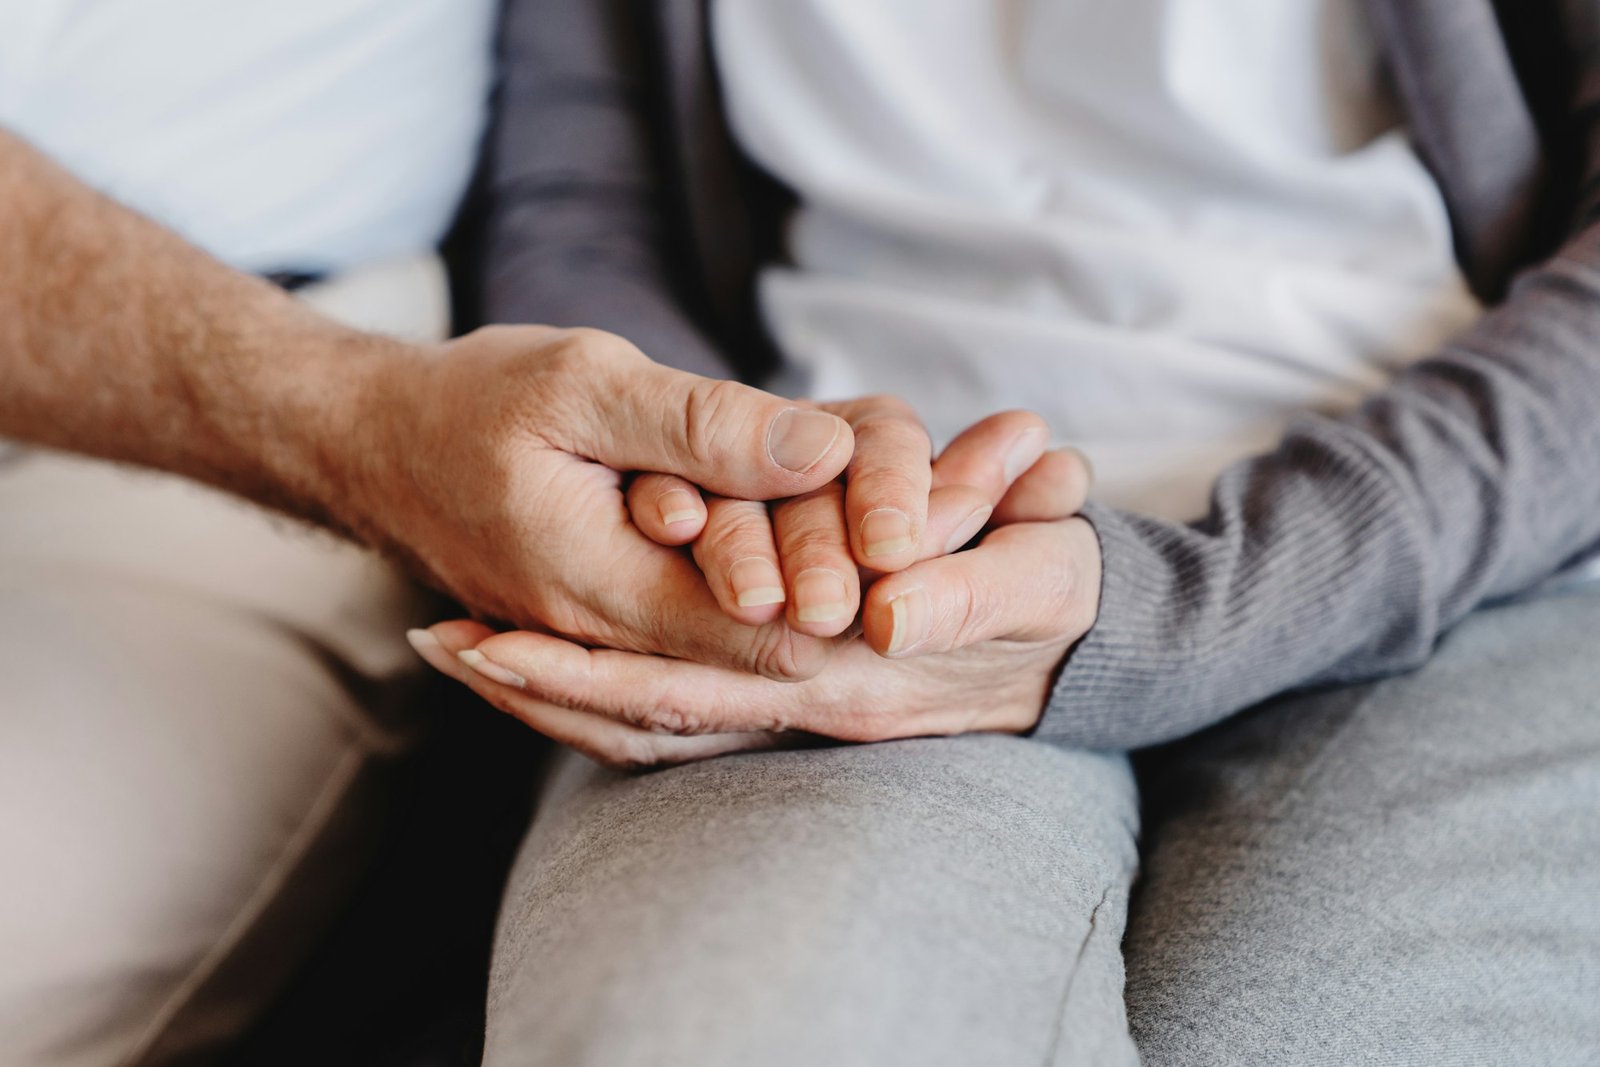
xmin=482 ymin=735 xmax=1141 ymax=1067
xmin=1125 ymin=590 xmax=1600 ymax=1066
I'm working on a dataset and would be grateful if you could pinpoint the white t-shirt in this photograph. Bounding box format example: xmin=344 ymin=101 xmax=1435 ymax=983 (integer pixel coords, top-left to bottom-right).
xmin=714 ymin=0 xmax=1483 ymax=519
xmin=0 ymin=0 xmax=496 ymax=274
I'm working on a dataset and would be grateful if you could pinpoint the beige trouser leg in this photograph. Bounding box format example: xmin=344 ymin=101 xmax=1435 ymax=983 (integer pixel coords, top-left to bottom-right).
xmin=0 ymin=256 xmax=443 ymax=1066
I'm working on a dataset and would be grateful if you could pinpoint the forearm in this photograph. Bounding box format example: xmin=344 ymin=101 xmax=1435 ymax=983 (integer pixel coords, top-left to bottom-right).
xmin=1043 ymin=223 xmax=1600 ymax=750
xmin=0 ymin=128 xmax=404 ymax=539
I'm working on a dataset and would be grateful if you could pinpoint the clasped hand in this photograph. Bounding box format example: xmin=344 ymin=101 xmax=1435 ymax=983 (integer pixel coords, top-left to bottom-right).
xmin=385 ymin=326 xmax=1100 ymax=768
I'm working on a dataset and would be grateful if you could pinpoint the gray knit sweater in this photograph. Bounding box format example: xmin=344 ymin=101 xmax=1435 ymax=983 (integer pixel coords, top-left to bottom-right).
xmin=482 ymin=0 xmax=1600 ymax=748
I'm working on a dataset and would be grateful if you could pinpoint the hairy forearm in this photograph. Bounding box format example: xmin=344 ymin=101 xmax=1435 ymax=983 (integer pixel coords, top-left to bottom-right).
xmin=0 ymin=128 xmax=407 ymax=538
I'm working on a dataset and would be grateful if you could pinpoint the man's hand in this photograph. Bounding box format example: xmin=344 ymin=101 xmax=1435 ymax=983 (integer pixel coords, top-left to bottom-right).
xmin=410 ymin=451 xmax=1100 ymax=770
xmin=352 ymin=325 xmax=861 ymax=680
xmin=1 ymin=131 xmax=878 ymax=681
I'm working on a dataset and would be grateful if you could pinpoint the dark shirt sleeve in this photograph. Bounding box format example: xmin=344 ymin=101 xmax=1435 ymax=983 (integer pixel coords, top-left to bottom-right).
xmin=483 ymin=0 xmax=733 ymax=378
xmin=1043 ymin=223 xmax=1600 ymax=748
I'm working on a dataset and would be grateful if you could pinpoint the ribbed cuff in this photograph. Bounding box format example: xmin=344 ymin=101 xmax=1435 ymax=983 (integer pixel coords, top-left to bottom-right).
xmin=1035 ymin=502 xmax=1211 ymax=750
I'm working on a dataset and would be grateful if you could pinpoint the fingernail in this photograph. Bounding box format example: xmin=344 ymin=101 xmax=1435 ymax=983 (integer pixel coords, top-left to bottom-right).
xmin=658 ymin=488 xmax=701 ymax=527
xmin=943 ymin=505 xmax=992 ymax=554
xmin=767 ymin=409 xmax=844 ymax=473
xmin=885 ymin=586 xmax=931 ymax=656
xmin=1004 ymin=427 xmax=1048 ymax=483
xmin=730 ymin=557 xmax=786 ymax=607
xmin=793 ymin=567 xmax=850 ymax=623
xmin=862 ymin=508 xmax=915 ymax=558
xmin=458 ymin=648 xmax=527 ymax=689
xmin=406 ymin=628 xmax=439 ymax=655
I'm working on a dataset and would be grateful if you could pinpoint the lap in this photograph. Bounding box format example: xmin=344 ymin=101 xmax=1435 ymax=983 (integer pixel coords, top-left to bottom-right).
xmin=0 ymin=451 xmax=432 ymax=1066
xmin=485 ymin=734 xmax=1142 ymax=1067
xmin=1126 ymin=589 xmax=1600 ymax=1066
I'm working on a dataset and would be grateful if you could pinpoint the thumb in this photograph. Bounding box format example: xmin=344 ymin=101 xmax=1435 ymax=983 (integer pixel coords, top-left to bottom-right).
xmin=588 ymin=357 xmax=853 ymax=499
xmin=861 ymin=518 xmax=1101 ymax=658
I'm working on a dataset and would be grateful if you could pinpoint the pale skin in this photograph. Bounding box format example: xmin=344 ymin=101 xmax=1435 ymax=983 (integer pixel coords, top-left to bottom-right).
xmin=0 ymin=127 xmax=1103 ymax=767
xmin=416 ymin=383 xmax=1104 ymax=771
xmin=416 ymin=447 xmax=1102 ymax=769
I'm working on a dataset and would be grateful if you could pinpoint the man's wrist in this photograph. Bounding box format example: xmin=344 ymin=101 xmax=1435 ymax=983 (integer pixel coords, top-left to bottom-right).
xmin=258 ymin=325 xmax=427 ymax=550
xmin=170 ymin=297 xmax=428 ymax=550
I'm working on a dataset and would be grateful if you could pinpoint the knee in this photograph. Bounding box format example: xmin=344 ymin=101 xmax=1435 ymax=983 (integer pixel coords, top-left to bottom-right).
xmin=485 ymin=737 xmax=1141 ymax=1067
xmin=526 ymin=734 xmax=1139 ymax=911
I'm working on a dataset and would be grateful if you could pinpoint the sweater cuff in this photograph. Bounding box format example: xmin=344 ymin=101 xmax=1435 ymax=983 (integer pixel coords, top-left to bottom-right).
xmin=1036 ymin=502 xmax=1211 ymax=750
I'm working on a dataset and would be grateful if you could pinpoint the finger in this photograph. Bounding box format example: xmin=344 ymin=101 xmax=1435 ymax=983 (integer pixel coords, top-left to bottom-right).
xmin=921 ymin=444 xmax=1092 ymax=558
xmin=930 ymin=410 xmax=1049 ymax=501
xmin=771 ymin=480 xmax=860 ymax=637
xmin=465 ymin=626 xmax=801 ymax=736
xmin=408 ymin=624 xmax=782 ymax=770
xmin=462 ymin=626 xmax=1006 ymax=746
xmin=912 ymin=411 xmax=1051 ymax=560
xmin=861 ymin=518 xmax=1100 ymax=658
xmin=569 ymin=331 xmax=853 ymax=499
xmin=920 ymin=484 xmax=995 ymax=560
xmin=691 ymin=495 xmax=787 ymax=625
xmin=580 ymin=525 xmax=835 ymax=681
xmin=993 ymin=447 xmax=1093 ymax=524
xmin=825 ymin=395 xmax=932 ymax=572
xmin=626 ymin=473 xmax=707 ymax=546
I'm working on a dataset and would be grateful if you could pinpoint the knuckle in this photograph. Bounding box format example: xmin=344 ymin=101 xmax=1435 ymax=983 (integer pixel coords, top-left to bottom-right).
xmin=567 ymin=326 xmax=638 ymax=360
xmin=853 ymin=467 xmax=926 ymax=506
xmin=946 ymin=571 xmax=1000 ymax=648
xmin=747 ymin=625 xmax=821 ymax=682
xmin=851 ymin=396 xmax=929 ymax=441
xmin=780 ymin=523 xmax=851 ymax=565
xmin=537 ymin=328 xmax=640 ymax=386
xmin=535 ymin=331 xmax=596 ymax=386
xmin=697 ymin=505 xmax=771 ymax=564
xmin=682 ymin=377 xmax=752 ymax=471
xmin=857 ymin=419 xmax=930 ymax=454
xmin=854 ymin=393 xmax=920 ymax=423
xmin=636 ymin=699 xmax=704 ymax=736
xmin=607 ymin=678 xmax=712 ymax=737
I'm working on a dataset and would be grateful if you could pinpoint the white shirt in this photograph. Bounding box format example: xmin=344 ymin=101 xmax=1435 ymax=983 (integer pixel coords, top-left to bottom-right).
xmin=0 ymin=0 xmax=496 ymax=274
xmin=714 ymin=0 xmax=1483 ymax=520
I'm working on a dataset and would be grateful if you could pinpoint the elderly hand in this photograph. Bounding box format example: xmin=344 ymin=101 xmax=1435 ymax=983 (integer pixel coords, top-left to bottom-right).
xmin=409 ymin=431 xmax=1099 ymax=769
xmin=353 ymin=325 xmax=858 ymax=680
xmin=624 ymin=401 xmax=1079 ymax=637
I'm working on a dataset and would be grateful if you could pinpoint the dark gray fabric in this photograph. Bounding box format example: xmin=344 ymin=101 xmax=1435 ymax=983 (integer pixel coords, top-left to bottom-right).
xmin=1366 ymin=0 xmax=1549 ymax=298
xmin=483 ymin=0 xmax=732 ymax=378
xmin=483 ymin=0 xmax=1600 ymax=747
